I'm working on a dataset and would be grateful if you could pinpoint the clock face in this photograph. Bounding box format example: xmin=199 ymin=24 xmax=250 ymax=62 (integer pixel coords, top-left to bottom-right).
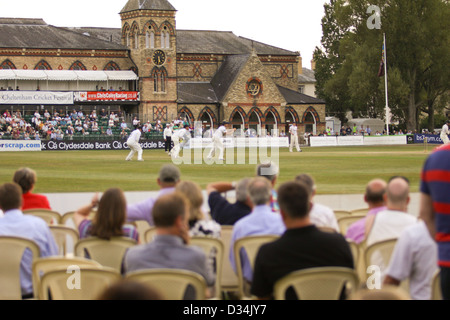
xmin=152 ymin=50 xmax=166 ymax=66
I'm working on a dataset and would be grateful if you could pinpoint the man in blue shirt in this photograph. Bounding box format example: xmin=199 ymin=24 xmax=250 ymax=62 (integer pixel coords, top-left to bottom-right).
xmin=229 ymin=177 xmax=285 ymax=285
xmin=0 ymin=182 xmax=58 ymax=298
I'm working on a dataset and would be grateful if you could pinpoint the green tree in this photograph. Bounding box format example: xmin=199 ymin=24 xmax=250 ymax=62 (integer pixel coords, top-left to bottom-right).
xmin=315 ymin=0 xmax=449 ymax=131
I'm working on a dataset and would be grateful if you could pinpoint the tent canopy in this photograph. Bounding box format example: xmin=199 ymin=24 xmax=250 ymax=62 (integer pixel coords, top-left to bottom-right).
xmin=0 ymin=69 xmax=138 ymax=81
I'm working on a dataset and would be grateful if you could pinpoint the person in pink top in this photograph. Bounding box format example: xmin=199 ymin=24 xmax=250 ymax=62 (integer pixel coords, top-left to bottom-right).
xmin=345 ymin=178 xmax=387 ymax=243
xmin=13 ymin=167 xmax=51 ymax=211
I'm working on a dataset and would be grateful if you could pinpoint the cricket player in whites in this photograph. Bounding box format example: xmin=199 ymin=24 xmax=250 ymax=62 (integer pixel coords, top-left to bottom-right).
xmin=289 ymin=122 xmax=302 ymax=152
xmin=441 ymin=119 xmax=450 ymax=145
xmin=207 ymin=121 xmax=235 ymax=161
xmin=125 ymin=125 xmax=144 ymax=161
xmin=170 ymin=124 xmax=191 ymax=159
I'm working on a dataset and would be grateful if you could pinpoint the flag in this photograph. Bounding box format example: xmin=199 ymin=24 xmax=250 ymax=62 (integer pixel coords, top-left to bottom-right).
xmin=377 ymin=43 xmax=385 ymax=77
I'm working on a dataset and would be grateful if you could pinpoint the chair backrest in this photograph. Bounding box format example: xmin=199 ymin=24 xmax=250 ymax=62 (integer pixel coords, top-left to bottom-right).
xmin=132 ymin=220 xmax=152 ymax=242
xmin=233 ymin=234 xmax=280 ymax=298
xmin=39 ymin=266 xmax=121 ymax=300
xmin=125 ymin=268 xmax=207 ymax=300
xmin=49 ymin=225 xmax=79 ymax=256
xmin=74 ymin=236 xmax=137 ymax=272
xmin=219 ymin=226 xmax=239 ymax=295
xmin=61 ymin=210 xmax=96 ymax=228
xmin=32 ymin=256 xmax=102 ymax=299
xmin=273 ymin=266 xmax=360 ymax=300
xmin=23 ymin=209 xmax=61 ymax=225
xmin=337 ymin=215 xmax=365 ymax=236
xmin=144 ymin=227 xmax=157 ymax=243
xmin=351 ymin=208 xmax=369 ymax=215
xmin=0 ymin=236 xmax=41 ymax=300
xmin=190 ymin=236 xmax=224 ymax=299
xmin=363 ymin=238 xmax=398 ymax=280
xmin=431 ymin=269 xmax=442 ymax=300
xmin=333 ymin=210 xmax=352 ymax=220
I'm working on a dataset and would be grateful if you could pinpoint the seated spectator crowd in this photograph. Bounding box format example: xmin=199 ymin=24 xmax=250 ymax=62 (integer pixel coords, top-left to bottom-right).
xmin=0 ymin=145 xmax=448 ymax=300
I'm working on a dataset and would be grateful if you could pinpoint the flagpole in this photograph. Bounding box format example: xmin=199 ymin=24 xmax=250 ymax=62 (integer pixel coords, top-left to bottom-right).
xmin=383 ymin=33 xmax=389 ymax=136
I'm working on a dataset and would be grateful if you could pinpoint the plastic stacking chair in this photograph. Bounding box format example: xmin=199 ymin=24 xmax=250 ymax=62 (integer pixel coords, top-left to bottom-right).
xmin=49 ymin=225 xmax=80 ymax=256
xmin=38 ymin=266 xmax=121 ymax=300
xmin=190 ymin=236 xmax=224 ymax=299
xmin=350 ymin=208 xmax=369 ymax=215
xmin=144 ymin=227 xmax=157 ymax=243
xmin=32 ymin=256 xmax=102 ymax=299
xmin=333 ymin=210 xmax=352 ymax=220
xmin=337 ymin=215 xmax=365 ymax=236
xmin=233 ymin=234 xmax=280 ymax=299
xmin=61 ymin=210 xmax=96 ymax=228
xmin=23 ymin=209 xmax=61 ymax=225
xmin=74 ymin=236 xmax=137 ymax=272
xmin=273 ymin=267 xmax=359 ymax=300
xmin=431 ymin=270 xmax=442 ymax=300
xmin=363 ymin=238 xmax=398 ymax=275
xmin=125 ymin=268 xmax=208 ymax=300
xmin=219 ymin=226 xmax=240 ymax=298
xmin=0 ymin=236 xmax=40 ymax=300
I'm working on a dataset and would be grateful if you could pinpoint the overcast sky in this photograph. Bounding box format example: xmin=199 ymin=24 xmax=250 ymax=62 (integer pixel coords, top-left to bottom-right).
xmin=1 ymin=0 xmax=328 ymax=69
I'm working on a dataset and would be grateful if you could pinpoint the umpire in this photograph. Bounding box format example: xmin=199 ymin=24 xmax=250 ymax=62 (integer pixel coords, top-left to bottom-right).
xmin=163 ymin=123 xmax=173 ymax=153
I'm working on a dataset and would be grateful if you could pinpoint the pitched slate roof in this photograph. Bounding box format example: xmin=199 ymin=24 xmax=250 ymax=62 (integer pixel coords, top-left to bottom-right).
xmin=0 ymin=18 xmax=126 ymax=50
xmin=120 ymin=0 xmax=176 ymax=13
xmin=211 ymin=54 xmax=250 ymax=101
xmin=277 ymin=85 xmax=325 ymax=104
xmin=177 ymin=82 xmax=218 ymax=104
xmin=298 ymin=67 xmax=316 ymax=83
xmin=176 ymin=30 xmax=297 ymax=56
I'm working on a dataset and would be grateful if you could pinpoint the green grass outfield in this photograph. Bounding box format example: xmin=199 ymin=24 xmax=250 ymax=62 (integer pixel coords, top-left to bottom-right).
xmin=0 ymin=144 xmax=433 ymax=194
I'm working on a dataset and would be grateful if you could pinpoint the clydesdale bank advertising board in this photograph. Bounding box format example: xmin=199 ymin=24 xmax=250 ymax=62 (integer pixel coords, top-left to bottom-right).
xmin=41 ymin=139 xmax=165 ymax=151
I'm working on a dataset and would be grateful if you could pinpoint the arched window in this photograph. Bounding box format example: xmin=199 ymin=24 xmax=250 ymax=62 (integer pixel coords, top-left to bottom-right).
xmin=35 ymin=60 xmax=52 ymax=70
xmin=152 ymin=67 xmax=167 ymax=93
xmin=0 ymin=60 xmax=16 ymax=69
xmin=146 ymin=29 xmax=155 ymax=49
xmin=160 ymin=26 xmax=170 ymax=49
xmin=69 ymin=61 xmax=87 ymax=71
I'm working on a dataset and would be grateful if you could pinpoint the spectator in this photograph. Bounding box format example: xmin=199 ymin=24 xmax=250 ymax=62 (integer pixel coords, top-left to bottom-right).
xmin=229 ymin=177 xmax=285 ymax=286
xmin=206 ymin=178 xmax=252 ymax=225
xmin=13 ymin=167 xmax=51 ymax=211
xmin=123 ymin=192 xmax=215 ymax=299
xmin=132 ymin=117 xmax=140 ymax=129
xmin=346 ymin=178 xmax=387 ymax=244
xmin=163 ymin=123 xmax=173 ymax=153
xmin=365 ymin=176 xmax=417 ymax=247
xmin=383 ymin=219 xmax=438 ymax=300
xmin=294 ymin=173 xmax=339 ymax=232
xmin=73 ymin=188 xmax=139 ymax=242
xmin=0 ymin=182 xmax=58 ymax=299
xmin=250 ymin=180 xmax=354 ymax=300
xmin=175 ymin=180 xmax=221 ymax=238
xmin=419 ymin=143 xmax=450 ymax=299
xmin=106 ymin=127 xmax=113 ymax=136
xmin=97 ymin=279 xmax=164 ymax=300
xmin=256 ymin=162 xmax=280 ymax=212
xmin=126 ymin=164 xmax=180 ymax=226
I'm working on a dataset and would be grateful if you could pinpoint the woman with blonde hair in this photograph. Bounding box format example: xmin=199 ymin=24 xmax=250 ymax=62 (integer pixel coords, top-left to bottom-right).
xmin=74 ymin=187 xmax=139 ymax=242
xmin=175 ymin=180 xmax=221 ymax=238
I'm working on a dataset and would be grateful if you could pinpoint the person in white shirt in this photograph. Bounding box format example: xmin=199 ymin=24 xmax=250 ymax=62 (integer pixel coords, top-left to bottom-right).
xmin=207 ymin=121 xmax=235 ymax=161
xmin=170 ymin=124 xmax=191 ymax=159
xmin=125 ymin=126 xmax=144 ymax=161
xmin=289 ymin=123 xmax=302 ymax=152
xmin=295 ymin=173 xmax=340 ymax=232
xmin=441 ymin=119 xmax=450 ymax=145
xmin=163 ymin=123 xmax=173 ymax=153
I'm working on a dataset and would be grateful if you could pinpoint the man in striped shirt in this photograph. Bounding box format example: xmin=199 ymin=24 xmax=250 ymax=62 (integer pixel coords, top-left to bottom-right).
xmin=420 ymin=144 xmax=450 ymax=300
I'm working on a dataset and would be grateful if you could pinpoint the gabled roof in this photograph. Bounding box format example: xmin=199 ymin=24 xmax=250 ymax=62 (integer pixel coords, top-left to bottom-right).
xmin=177 ymin=82 xmax=218 ymax=104
xmin=120 ymin=0 xmax=176 ymax=13
xmin=176 ymin=30 xmax=298 ymax=56
xmin=277 ymin=85 xmax=325 ymax=104
xmin=298 ymin=68 xmax=316 ymax=83
xmin=210 ymin=54 xmax=250 ymax=102
xmin=0 ymin=18 xmax=126 ymax=50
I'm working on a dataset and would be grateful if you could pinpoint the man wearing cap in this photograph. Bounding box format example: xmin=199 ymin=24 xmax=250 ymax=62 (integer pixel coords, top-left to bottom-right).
xmin=207 ymin=121 xmax=235 ymax=161
xmin=163 ymin=123 xmax=173 ymax=153
xmin=170 ymin=124 xmax=191 ymax=159
xmin=441 ymin=119 xmax=450 ymax=145
xmin=126 ymin=164 xmax=181 ymax=226
xmin=125 ymin=125 xmax=144 ymax=161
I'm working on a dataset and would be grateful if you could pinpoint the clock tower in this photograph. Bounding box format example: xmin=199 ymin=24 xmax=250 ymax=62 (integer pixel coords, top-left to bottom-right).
xmin=120 ymin=0 xmax=177 ymax=123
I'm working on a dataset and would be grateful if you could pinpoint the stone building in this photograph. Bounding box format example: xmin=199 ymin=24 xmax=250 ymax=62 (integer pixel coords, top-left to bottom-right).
xmin=0 ymin=0 xmax=326 ymax=135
